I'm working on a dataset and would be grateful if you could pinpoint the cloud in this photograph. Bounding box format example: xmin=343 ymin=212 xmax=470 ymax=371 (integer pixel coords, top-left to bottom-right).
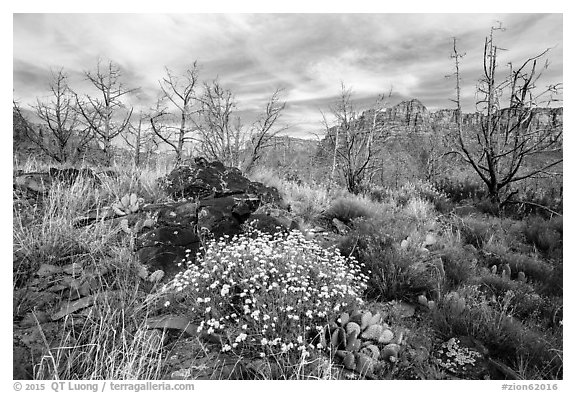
xmin=13 ymin=13 xmax=562 ymax=138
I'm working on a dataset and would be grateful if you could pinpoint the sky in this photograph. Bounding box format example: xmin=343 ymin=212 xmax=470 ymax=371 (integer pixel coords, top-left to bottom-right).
xmin=13 ymin=13 xmax=563 ymax=138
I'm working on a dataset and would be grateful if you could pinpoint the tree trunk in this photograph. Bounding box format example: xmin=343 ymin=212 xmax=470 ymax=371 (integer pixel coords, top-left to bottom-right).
xmin=135 ymin=116 xmax=142 ymax=167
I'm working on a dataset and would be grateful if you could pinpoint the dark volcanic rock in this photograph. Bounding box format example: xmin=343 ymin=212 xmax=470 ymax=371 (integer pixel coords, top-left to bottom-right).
xmin=245 ymin=213 xmax=298 ymax=234
xmin=160 ymin=157 xmax=286 ymax=207
xmin=14 ymin=167 xmax=100 ymax=197
xmin=137 ymin=245 xmax=192 ymax=277
xmin=13 ymin=339 xmax=33 ymax=379
xmin=138 ymin=227 xmax=199 ymax=248
xmin=247 ymin=181 xmax=285 ymax=207
xmin=154 ymin=202 xmax=199 ymax=227
xmin=133 ymin=158 xmax=290 ymax=279
xmin=161 ymin=157 xmax=253 ymax=200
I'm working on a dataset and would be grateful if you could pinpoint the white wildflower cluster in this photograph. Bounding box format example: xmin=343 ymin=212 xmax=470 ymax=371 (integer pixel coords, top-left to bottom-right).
xmin=435 ymin=338 xmax=483 ymax=374
xmin=161 ymin=228 xmax=368 ymax=358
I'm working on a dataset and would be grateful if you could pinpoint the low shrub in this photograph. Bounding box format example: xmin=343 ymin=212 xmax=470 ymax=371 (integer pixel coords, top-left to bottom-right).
xmin=159 ymin=228 xmax=368 ymax=376
xmin=501 ymin=253 xmax=554 ymax=285
xmin=458 ymin=216 xmax=496 ymax=249
xmin=435 ymin=177 xmax=487 ymax=203
xmin=539 ymin=262 xmax=563 ymax=297
xmin=431 ymin=285 xmax=563 ymax=379
xmin=249 ymin=167 xmax=332 ymax=223
xmin=476 ymin=198 xmax=500 ymax=216
xmin=403 ymin=197 xmax=435 ymax=224
xmin=338 ymin=219 xmax=440 ymax=301
xmin=440 ymin=246 xmax=478 ymax=289
xmin=523 ymin=217 xmax=562 ymax=258
xmin=323 ymin=197 xmax=373 ymax=225
xmin=369 ymin=180 xmax=449 ymax=211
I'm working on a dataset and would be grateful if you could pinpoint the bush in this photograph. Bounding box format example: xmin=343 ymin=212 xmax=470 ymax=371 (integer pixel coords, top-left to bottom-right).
xmin=523 ymin=217 xmax=562 ymax=258
xmin=323 ymin=197 xmax=373 ymax=225
xmin=501 ymin=253 xmax=554 ymax=285
xmin=458 ymin=216 xmax=495 ymax=249
xmin=403 ymin=197 xmax=435 ymax=224
xmin=540 ymin=262 xmax=563 ymax=297
xmin=440 ymin=246 xmax=478 ymax=289
xmin=476 ymin=198 xmax=500 ymax=216
xmin=369 ymin=180 xmax=449 ymax=211
xmin=159 ymin=228 xmax=368 ymax=374
xmin=338 ymin=219 xmax=440 ymax=301
xmin=435 ymin=177 xmax=487 ymax=203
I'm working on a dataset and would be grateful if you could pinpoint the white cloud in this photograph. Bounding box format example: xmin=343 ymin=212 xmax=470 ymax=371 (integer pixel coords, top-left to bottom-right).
xmin=13 ymin=13 xmax=562 ymax=138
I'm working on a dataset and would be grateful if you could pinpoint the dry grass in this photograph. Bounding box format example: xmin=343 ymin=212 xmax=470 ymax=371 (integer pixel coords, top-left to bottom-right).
xmin=13 ymin=159 xmax=563 ymax=380
xmin=14 ymin=163 xmax=168 ymax=380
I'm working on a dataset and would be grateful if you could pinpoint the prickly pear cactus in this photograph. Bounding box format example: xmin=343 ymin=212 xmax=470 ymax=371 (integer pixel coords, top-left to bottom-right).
xmin=517 ymin=271 xmax=526 ymax=283
xmin=418 ymin=294 xmax=437 ymax=310
xmin=323 ymin=309 xmax=405 ymax=377
xmin=445 ymin=291 xmax=467 ymax=314
xmin=501 ymin=263 xmax=511 ymax=280
xmin=111 ymin=193 xmax=142 ymax=216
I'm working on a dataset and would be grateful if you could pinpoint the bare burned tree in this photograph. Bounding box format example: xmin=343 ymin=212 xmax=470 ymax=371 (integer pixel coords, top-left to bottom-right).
xmin=13 ymin=69 xmax=94 ymax=164
xmin=322 ymin=83 xmax=391 ymax=194
xmin=196 ymin=80 xmax=240 ymax=167
xmin=243 ymin=88 xmax=287 ymax=173
xmin=149 ymin=64 xmax=200 ymax=166
xmin=75 ymin=60 xmax=136 ymax=166
xmin=121 ymin=111 xmax=159 ymax=167
xmin=196 ymin=80 xmax=286 ymax=171
xmin=451 ymin=28 xmax=563 ymax=206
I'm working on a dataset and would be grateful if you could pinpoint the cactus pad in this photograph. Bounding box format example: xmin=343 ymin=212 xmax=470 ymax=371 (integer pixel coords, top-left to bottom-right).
xmin=339 ymin=312 xmax=350 ymax=326
xmin=360 ymin=311 xmax=373 ymax=330
xmin=377 ymin=329 xmax=394 ymax=344
xmin=346 ymin=322 xmax=361 ymax=336
xmin=361 ymin=324 xmax=384 ymax=340
xmin=355 ymin=353 xmax=375 ymax=374
xmin=343 ymin=352 xmax=356 ymax=370
xmin=360 ymin=344 xmax=381 ymax=360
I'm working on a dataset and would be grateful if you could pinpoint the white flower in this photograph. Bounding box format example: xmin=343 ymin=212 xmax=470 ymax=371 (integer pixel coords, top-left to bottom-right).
xmin=235 ymin=333 xmax=248 ymax=342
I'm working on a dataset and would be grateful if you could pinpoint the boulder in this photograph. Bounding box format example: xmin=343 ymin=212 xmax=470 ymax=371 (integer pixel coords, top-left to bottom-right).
xmin=14 ymin=167 xmax=100 ymax=197
xmin=161 ymin=158 xmax=253 ymax=200
xmin=153 ymin=202 xmax=199 ymax=227
xmin=138 ymin=227 xmax=199 ymax=248
xmin=245 ymin=213 xmax=298 ymax=234
xmin=160 ymin=157 xmax=286 ymax=208
xmin=135 ymin=159 xmax=289 ymax=279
